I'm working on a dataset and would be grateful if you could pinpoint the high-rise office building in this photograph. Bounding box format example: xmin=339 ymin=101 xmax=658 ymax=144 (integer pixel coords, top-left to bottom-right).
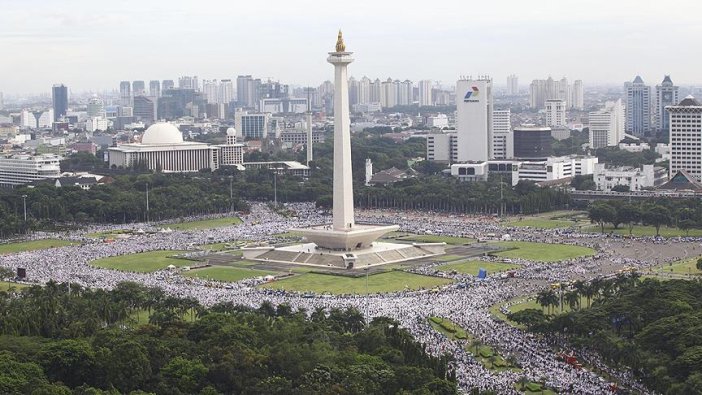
xmin=119 ymin=81 xmax=131 ymax=107
xmin=456 ymin=77 xmax=493 ymax=162
xmin=358 ymin=77 xmax=371 ymax=105
xmin=655 ymin=75 xmax=679 ymax=136
xmin=589 ymin=99 xmax=625 ymax=149
xmin=348 ymin=76 xmax=359 ymax=106
xmin=418 ymin=80 xmax=433 ymax=107
xmin=506 ymin=75 xmax=518 ymax=96
xmin=668 ymin=96 xmax=702 ymax=180
xmin=513 ymin=127 xmax=553 ymax=159
xmin=571 ymin=80 xmax=584 ymax=110
xmin=162 ymin=80 xmax=175 ymax=91
xmin=51 ymin=84 xmax=68 ymax=122
xmin=202 ymin=79 xmax=219 ymax=103
xmin=178 ymin=76 xmax=199 ymax=90
xmin=491 ymin=109 xmax=512 ymax=159
xmin=86 ymin=96 xmax=105 ymax=118
xmin=132 ymin=81 xmax=146 ymax=96
xmin=219 ymin=79 xmax=234 ymax=105
xmin=149 ymin=80 xmax=161 ymax=98
xmin=133 ymin=96 xmax=156 ymax=124
xmin=625 ymin=75 xmax=652 ymax=136
xmin=236 ymin=75 xmax=261 ymax=108
xmin=545 ymin=99 xmax=567 ymax=127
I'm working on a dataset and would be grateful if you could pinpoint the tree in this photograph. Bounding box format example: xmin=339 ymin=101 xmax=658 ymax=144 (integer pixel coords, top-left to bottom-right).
xmin=588 ymin=203 xmax=616 ymax=233
xmin=161 ymin=356 xmax=208 ymax=394
xmin=618 ymin=204 xmax=641 ymax=235
xmin=696 ymin=258 xmax=702 ymax=271
xmin=611 ymin=184 xmax=630 ymax=192
xmin=642 ymin=205 xmax=672 ymax=237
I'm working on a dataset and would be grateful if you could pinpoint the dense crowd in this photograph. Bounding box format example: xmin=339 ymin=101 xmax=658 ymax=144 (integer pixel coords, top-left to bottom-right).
xmin=3 ymin=202 xmax=697 ymax=394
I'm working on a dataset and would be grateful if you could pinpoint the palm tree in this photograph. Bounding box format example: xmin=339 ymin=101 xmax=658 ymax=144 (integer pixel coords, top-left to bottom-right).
xmin=564 ymin=291 xmax=580 ymax=311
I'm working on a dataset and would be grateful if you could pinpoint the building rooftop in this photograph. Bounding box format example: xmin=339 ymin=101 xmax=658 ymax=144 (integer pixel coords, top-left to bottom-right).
xmin=677 ymin=95 xmax=701 ymax=107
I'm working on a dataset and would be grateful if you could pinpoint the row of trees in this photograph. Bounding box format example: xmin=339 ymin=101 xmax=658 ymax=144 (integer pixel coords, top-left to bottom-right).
xmin=513 ymin=277 xmax=702 ymax=394
xmin=587 ymin=199 xmax=702 ymax=236
xmin=0 ymin=281 xmax=456 ymax=394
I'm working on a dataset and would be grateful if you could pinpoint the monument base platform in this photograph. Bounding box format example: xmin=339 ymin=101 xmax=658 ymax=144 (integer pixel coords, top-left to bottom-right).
xmin=292 ymin=223 xmax=399 ymax=250
xmin=243 ymin=241 xmax=445 ymax=269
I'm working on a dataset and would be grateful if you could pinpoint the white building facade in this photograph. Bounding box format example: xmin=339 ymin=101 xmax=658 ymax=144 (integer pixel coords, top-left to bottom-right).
xmin=545 ymin=99 xmax=567 ymax=127
xmin=668 ymin=96 xmax=702 ymax=180
xmin=456 ymin=77 xmax=492 ymax=162
xmin=491 ymin=109 xmax=512 ymax=159
xmin=0 ymin=154 xmax=62 ymax=188
xmin=589 ymin=99 xmax=625 ymax=149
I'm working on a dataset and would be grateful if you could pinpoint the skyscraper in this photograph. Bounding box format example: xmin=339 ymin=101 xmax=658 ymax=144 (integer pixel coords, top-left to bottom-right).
xmin=589 ymin=99 xmax=625 ymax=149
xmin=219 ymin=79 xmax=234 ymax=105
xmin=51 ymin=84 xmax=68 ymax=122
xmin=625 ymin=76 xmax=652 ymax=136
xmin=668 ymin=96 xmax=702 ymax=180
xmin=506 ymin=75 xmax=518 ymax=96
xmin=149 ymin=80 xmax=161 ymax=98
xmin=571 ymin=80 xmax=584 ymax=110
xmin=545 ymin=99 xmax=567 ymax=127
xmin=358 ymin=77 xmax=371 ymax=105
xmin=86 ymin=96 xmax=105 ymax=118
xmin=491 ymin=109 xmax=512 ymax=159
xmin=202 ymin=79 xmax=219 ymax=103
xmin=456 ymin=77 xmax=493 ymax=162
xmin=119 ymin=81 xmax=131 ymax=107
xmin=418 ymin=80 xmax=433 ymax=107
xmin=132 ymin=81 xmax=146 ymax=96
xmin=162 ymin=80 xmax=175 ymax=91
xmin=655 ymin=75 xmax=679 ymax=136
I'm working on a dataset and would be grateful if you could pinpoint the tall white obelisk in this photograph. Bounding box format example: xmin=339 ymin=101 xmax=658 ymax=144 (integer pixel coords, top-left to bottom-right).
xmin=328 ymin=31 xmax=355 ymax=231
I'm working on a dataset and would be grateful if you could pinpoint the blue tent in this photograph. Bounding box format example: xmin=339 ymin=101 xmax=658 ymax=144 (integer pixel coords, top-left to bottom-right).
xmin=477 ymin=268 xmax=487 ymax=279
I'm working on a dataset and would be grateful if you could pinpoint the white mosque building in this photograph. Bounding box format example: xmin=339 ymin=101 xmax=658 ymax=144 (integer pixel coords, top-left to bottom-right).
xmin=108 ymin=123 xmax=243 ymax=172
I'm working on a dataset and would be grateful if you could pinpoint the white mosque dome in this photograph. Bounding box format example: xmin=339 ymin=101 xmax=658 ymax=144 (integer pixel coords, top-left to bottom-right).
xmin=226 ymin=127 xmax=236 ymax=136
xmin=141 ymin=123 xmax=183 ymax=144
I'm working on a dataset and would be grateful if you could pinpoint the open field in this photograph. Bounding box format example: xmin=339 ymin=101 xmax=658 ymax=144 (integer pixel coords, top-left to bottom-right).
xmin=587 ymin=224 xmax=702 ymax=238
xmin=394 ymin=234 xmax=475 ymax=245
xmin=259 ymin=271 xmax=452 ymax=294
xmin=491 ymin=241 xmax=595 ymax=262
xmin=129 ymin=308 xmax=198 ymax=325
xmin=656 ymin=256 xmax=702 ymax=276
xmin=505 ymin=218 xmax=576 ymax=229
xmin=0 ymin=281 xmax=30 ymax=291
xmin=0 ymin=239 xmax=76 ymax=254
xmin=428 ymin=317 xmax=520 ymax=372
xmin=183 ymin=266 xmax=276 ymax=282
xmin=164 ymin=216 xmax=242 ymax=230
xmin=439 ymin=260 xmax=521 ymax=276
xmin=91 ymin=250 xmax=191 ymax=272
xmin=491 ymin=295 xmax=590 ymax=328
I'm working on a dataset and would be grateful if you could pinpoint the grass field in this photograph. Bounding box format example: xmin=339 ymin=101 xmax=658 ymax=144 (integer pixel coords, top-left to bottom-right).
xmin=491 ymin=241 xmax=595 ymax=262
xmin=164 ymin=216 xmax=242 ymax=230
xmin=91 ymin=250 xmax=191 ymax=272
xmin=259 ymin=271 xmax=452 ymax=294
xmin=657 ymin=256 xmax=702 ymax=276
xmin=129 ymin=308 xmax=198 ymax=325
xmin=428 ymin=317 xmax=520 ymax=372
xmin=183 ymin=266 xmax=276 ymax=282
xmin=0 ymin=281 xmax=30 ymax=291
xmin=491 ymin=295 xmax=590 ymax=328
xmin=394 ymin=234 xmax=475 ymax=245
xmin=514 ymin=382 xmax=556 ymax=395
xmin=439 ymin=260 xmax=521 ymax=276
xmin=588 ymin=224 xmax=702 ymax=238
xmin=0 ymin=239 xmax=76 ymax=254
xmin=505 ymin=218 xmax=576 ymax=229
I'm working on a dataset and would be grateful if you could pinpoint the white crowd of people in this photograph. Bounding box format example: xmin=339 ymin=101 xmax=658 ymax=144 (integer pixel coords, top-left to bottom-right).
xmin=4 ymin=202 xmax=697 ymax=394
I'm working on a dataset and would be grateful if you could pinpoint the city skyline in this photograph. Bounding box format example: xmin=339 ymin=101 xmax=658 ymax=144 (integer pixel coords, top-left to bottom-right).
xmin=2 ymin=0 xmax=702 ymax=94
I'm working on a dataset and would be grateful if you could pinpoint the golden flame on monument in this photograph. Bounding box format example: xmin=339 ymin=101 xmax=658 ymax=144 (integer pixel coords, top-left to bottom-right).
xmin=335 ymin=30 xmax=346 ymax=52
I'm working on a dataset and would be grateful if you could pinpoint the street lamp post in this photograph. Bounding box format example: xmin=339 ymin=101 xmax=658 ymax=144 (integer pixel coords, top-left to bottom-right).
xmin=21 ymin=195 xmax=27 ymax=222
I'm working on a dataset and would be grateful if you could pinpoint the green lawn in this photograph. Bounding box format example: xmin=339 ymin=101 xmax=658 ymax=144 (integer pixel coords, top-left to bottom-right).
xmin=514 ymin=382 xmax=557 ymax=395
xmin=491 ymin=295 xmax=590 ymax=328
xmin=491 ymin=241 xmax=595 ymax=262
xmin=657 ymin=257 xmax=702 ymax=276
xmin=395 ymin=234 xmax=475 ymax=245
xmin=428 ymin=317 xmax=520 ymax=372
xmin=183 ymin=266 xmax=276 ymax=282
xmin=91 ymin=250 xmax=192 ymax=272
xmin=439 ymin=260 xmax=521 ymax=276
xmin=505 ymin=218 xmax=576 ymax=229
xmin=259 ymin=271 xmax=452 ymax=294
xmin=164 ymin=216 xmax=242 ymax=231
xmin=129 ymin=309 xmax=198 ymax=325
xmin=0 ymin=239 xmax=76 ymax=254
xmin=589 ymin=224 xmax=702 ymax=237
xmin=0 ymin=281 xmax=29 ymax=291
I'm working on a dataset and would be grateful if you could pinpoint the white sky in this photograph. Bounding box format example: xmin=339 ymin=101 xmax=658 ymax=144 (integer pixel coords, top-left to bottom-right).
xmin=1 ymin=0 xmax=701 ymax=94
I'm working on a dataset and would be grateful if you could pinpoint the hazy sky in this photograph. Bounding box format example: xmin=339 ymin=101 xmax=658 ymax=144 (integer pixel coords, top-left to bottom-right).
xmin=2 ymin=0 xmax=701 ymax=95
